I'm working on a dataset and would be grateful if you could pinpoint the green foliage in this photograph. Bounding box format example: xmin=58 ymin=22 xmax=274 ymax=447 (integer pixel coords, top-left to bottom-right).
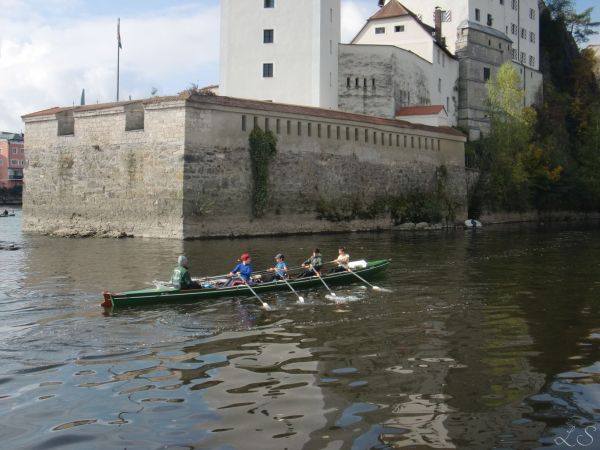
xmin=546 ymin=0 xmax=600 ymax=43
xmin=248 ymin=127 xmax=277 ymax=218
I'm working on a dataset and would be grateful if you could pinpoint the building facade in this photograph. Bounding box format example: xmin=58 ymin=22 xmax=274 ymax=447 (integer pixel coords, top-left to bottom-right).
xmin=0 ymin=132 xmax=25 ymax=189
xmin=344 ymin=2 xmax=459 ymax=125
xmin=377 ymin=0 xmax=543 ymax=136
xmin=220 ymin=0 xmax=340 ymax=109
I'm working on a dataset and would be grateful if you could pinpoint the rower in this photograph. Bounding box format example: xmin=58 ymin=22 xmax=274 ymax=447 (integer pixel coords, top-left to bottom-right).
xmin=330 ymin=247 xmax=350 ymax=273
xmin=226 ymin=253 xmax=253 ymax=286
xmin=266 ymin=253 xmax=288 ymax=281
xmin=298 ymin=248 xmax=324 ymax=278
xmin=171 ymin=255 xmax=201 ymax=290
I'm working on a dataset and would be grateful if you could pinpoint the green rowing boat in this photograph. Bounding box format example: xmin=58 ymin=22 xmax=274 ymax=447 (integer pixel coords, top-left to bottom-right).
xmin=101 ymin=259 xmax=390 ymax=308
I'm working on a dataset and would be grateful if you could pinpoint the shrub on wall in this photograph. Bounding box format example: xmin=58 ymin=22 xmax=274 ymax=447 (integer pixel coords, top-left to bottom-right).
xmin=248 ymin=127 xmax=277 ymax=218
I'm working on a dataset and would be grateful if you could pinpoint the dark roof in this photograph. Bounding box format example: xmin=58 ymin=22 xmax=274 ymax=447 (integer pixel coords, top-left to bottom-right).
xmin=23 ymin=94 xmax=465 ymax=139
xmin=396 ymin=105 xmax=447 ymax=116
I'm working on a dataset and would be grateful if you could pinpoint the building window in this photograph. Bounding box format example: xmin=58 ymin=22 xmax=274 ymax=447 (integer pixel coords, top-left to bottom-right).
xmin=487 ymin=14 xmax=493 ymax=26
xmin=404 ymin=135 xmax=407 ymax=147
xmin=511 ymin=23 xmax=517 ymax=35
xmin=365 ymin=129 xmax=368 ymax=143
xmin=511 ymin=0 xmax=518 ymax=10
xmin=327 ymin=125 xmax=331 ymax=139
xmin=12 ymin=148 xmax=17 ymax=154
xmin=483 ymin=67 xmax=491 ymax=81
xmin=512 ymin=48 xmax=518 ymax=59
xmin=521 ymin=28 xmax=526 ymax=39
xmin=372 ymin=78 xmax=376 ymax=89
xmin=363 ymin=78 xmax=367 ymax=89
xmin=254 ymin=116 xmax=258 ymax=129
xmin=318 ymin=123 xmax=322 ymax=138
xmin=346 ymin=127 xmax=350 ymax=140
xmin=529 ymin=8 xmax=535 ymax=19
xmin=355 ymin=78 xmax=359 ymax=88
xmin=411 ymin=136 xmax=414 ymax=148
xmin=241 ymin=115 xmax=246 ymax=131
xmin=276 ymin=119 xmax=281 ymax=134
xmin=388 ymin=134 xmax=392 ymax=146
xmin=395 ymin=25 xmax=405 ymax=32
xmin=263 ymin=63 xmax=273 ymax=78
xmin=520 ymin=51 xmax=526 ymax=63
xmin=425 ymin=139 xmax=428 ymax=150
xmin=381 ymin=132 xmax=385 ymax=145
xmin=346 ymin=77 xmax=351 ymax=88
xmin=264 ymin=0 xmax=274 ymax=8
xmin=263 ymin=29 xmax=274 ymax=43
xmin=529 ymin=55 xmax=535 ymax=66
xmin=265 ymin=118 xmax=270 ymax=131
xmin=530 ymin=32 xmax=535 ymax=43
xmin=286 ymin=120 xmax=291 ymax=134
xmin=475 ymin=8 xmax=480 ymax=21
xmin=308 ymin=122 xmax=312 ymax=137
xmin=500 ymin=0 xmax=504 ymax=5
xmin=396 ymin=135 xmax=400 ymax=146
xmin=438 ymin=78 xmax=442 ymax=93
xmin=11 ymin=160 xmax=18 ymax=165
xmin=297 ymin=121 xmax=301 ymax=136
xmin=337 ymin=126 xmax=341 ymax=140
xmin=418 ymin=137 xmax=422 ymax=149
xmin=375 ymin=27 xmax=385 ymax=34
xmin=355 ymin=128 xmax=359 ymax=141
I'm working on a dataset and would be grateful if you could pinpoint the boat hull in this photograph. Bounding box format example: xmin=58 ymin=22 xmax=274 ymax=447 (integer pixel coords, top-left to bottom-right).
xmin=102 ymin=259 xmax=390 ymax=308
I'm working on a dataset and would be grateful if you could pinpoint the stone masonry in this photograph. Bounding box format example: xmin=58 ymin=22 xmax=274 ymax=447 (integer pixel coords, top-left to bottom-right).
xmin=22 ymin=94 xmax=467 ymax=239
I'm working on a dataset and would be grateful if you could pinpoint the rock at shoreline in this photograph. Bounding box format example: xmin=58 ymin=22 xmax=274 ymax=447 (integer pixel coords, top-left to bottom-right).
xmin=49 ymin=228 xmax=133 ymax=239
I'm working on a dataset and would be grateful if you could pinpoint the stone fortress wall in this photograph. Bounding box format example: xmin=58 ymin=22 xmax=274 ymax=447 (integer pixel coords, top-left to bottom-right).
xmin=22 ymin=94 xmax=466 ymax=239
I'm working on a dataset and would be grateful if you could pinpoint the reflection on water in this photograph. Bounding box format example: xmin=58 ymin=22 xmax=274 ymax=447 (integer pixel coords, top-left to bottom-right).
xmin=2 ymin=212 xmax=600 ymax=449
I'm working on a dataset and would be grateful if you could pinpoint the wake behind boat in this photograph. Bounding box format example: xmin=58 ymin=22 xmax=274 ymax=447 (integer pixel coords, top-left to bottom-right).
xmin=101 ymin=259 xmax=390 ymax=308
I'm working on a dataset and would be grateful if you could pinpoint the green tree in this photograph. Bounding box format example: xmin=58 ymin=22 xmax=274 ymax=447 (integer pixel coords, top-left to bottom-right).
xmin=546 ymin=0 xmax=600 ymax=43
xmin=483 ymin=63 xmax=537 ymax=210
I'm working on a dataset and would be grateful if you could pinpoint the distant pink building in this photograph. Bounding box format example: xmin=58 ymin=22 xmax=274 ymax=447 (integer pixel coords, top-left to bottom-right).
xmin=0 ymin=132 xmax=25 ymax=189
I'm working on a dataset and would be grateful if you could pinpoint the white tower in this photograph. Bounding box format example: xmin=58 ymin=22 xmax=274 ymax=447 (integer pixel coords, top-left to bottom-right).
xmin=220 ymin=0 xmax=340 ymax=109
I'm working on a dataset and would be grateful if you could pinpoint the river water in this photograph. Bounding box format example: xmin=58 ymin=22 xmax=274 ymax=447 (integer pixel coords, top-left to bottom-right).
xmin=2 ymin=208 xmax=600 ymax=449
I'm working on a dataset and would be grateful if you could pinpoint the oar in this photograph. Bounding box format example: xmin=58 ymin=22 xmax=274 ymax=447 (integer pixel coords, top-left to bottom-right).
xmin=346 ymin=268 xmax=390 ymax=292
xmin=239 ymin=275 xmax=271 ymax=311
xmin=312 ymin=267 xmax=336 ymax=297
xmin=281 ymin=277 xmax=305 ymax=303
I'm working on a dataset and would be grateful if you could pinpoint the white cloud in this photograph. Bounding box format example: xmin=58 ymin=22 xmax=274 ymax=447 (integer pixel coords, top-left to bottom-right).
xmin=0 ymin=0 xmax=378 ymax=132
xmin=341 ymin=1 xmax=372 ymax=43
xmin=0 ymin=2 xmax=220 ymax=131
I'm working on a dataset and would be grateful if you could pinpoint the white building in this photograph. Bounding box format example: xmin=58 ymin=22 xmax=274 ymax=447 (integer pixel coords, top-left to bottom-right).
xmin=345 ymin=1 xmax=459 ymax=125
xmin=220 ymin=0 xmax=340 ymax=109
xmin=380 ymin=0 xmax=543 ymax=106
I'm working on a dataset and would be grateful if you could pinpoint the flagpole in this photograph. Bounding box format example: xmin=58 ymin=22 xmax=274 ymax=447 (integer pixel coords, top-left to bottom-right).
xmin=117 ymin=18 xmax=121 ymax=101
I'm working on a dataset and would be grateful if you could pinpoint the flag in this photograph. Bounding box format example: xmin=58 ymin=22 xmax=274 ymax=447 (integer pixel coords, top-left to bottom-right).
xmin=117 ymin=18 xmax=122 ymax=49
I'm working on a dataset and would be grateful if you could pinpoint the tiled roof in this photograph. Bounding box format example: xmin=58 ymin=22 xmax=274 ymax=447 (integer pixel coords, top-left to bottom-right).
xmin=22 ymin=94 xmax=465 ymax=139
xmin=396 ymin=105 xmax=447 ymax=116
xmin=369 ymin=0 xmax=412 ymax=21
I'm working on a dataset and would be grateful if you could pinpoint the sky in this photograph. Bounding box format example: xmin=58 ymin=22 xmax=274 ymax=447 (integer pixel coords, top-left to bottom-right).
xmin=0 ymin=0 xmax=598 ymax=132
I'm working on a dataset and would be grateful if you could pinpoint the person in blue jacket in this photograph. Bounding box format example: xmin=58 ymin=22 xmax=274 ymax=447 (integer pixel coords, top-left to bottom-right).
xmin=226 ymin=253 xmax=253 ymax=286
